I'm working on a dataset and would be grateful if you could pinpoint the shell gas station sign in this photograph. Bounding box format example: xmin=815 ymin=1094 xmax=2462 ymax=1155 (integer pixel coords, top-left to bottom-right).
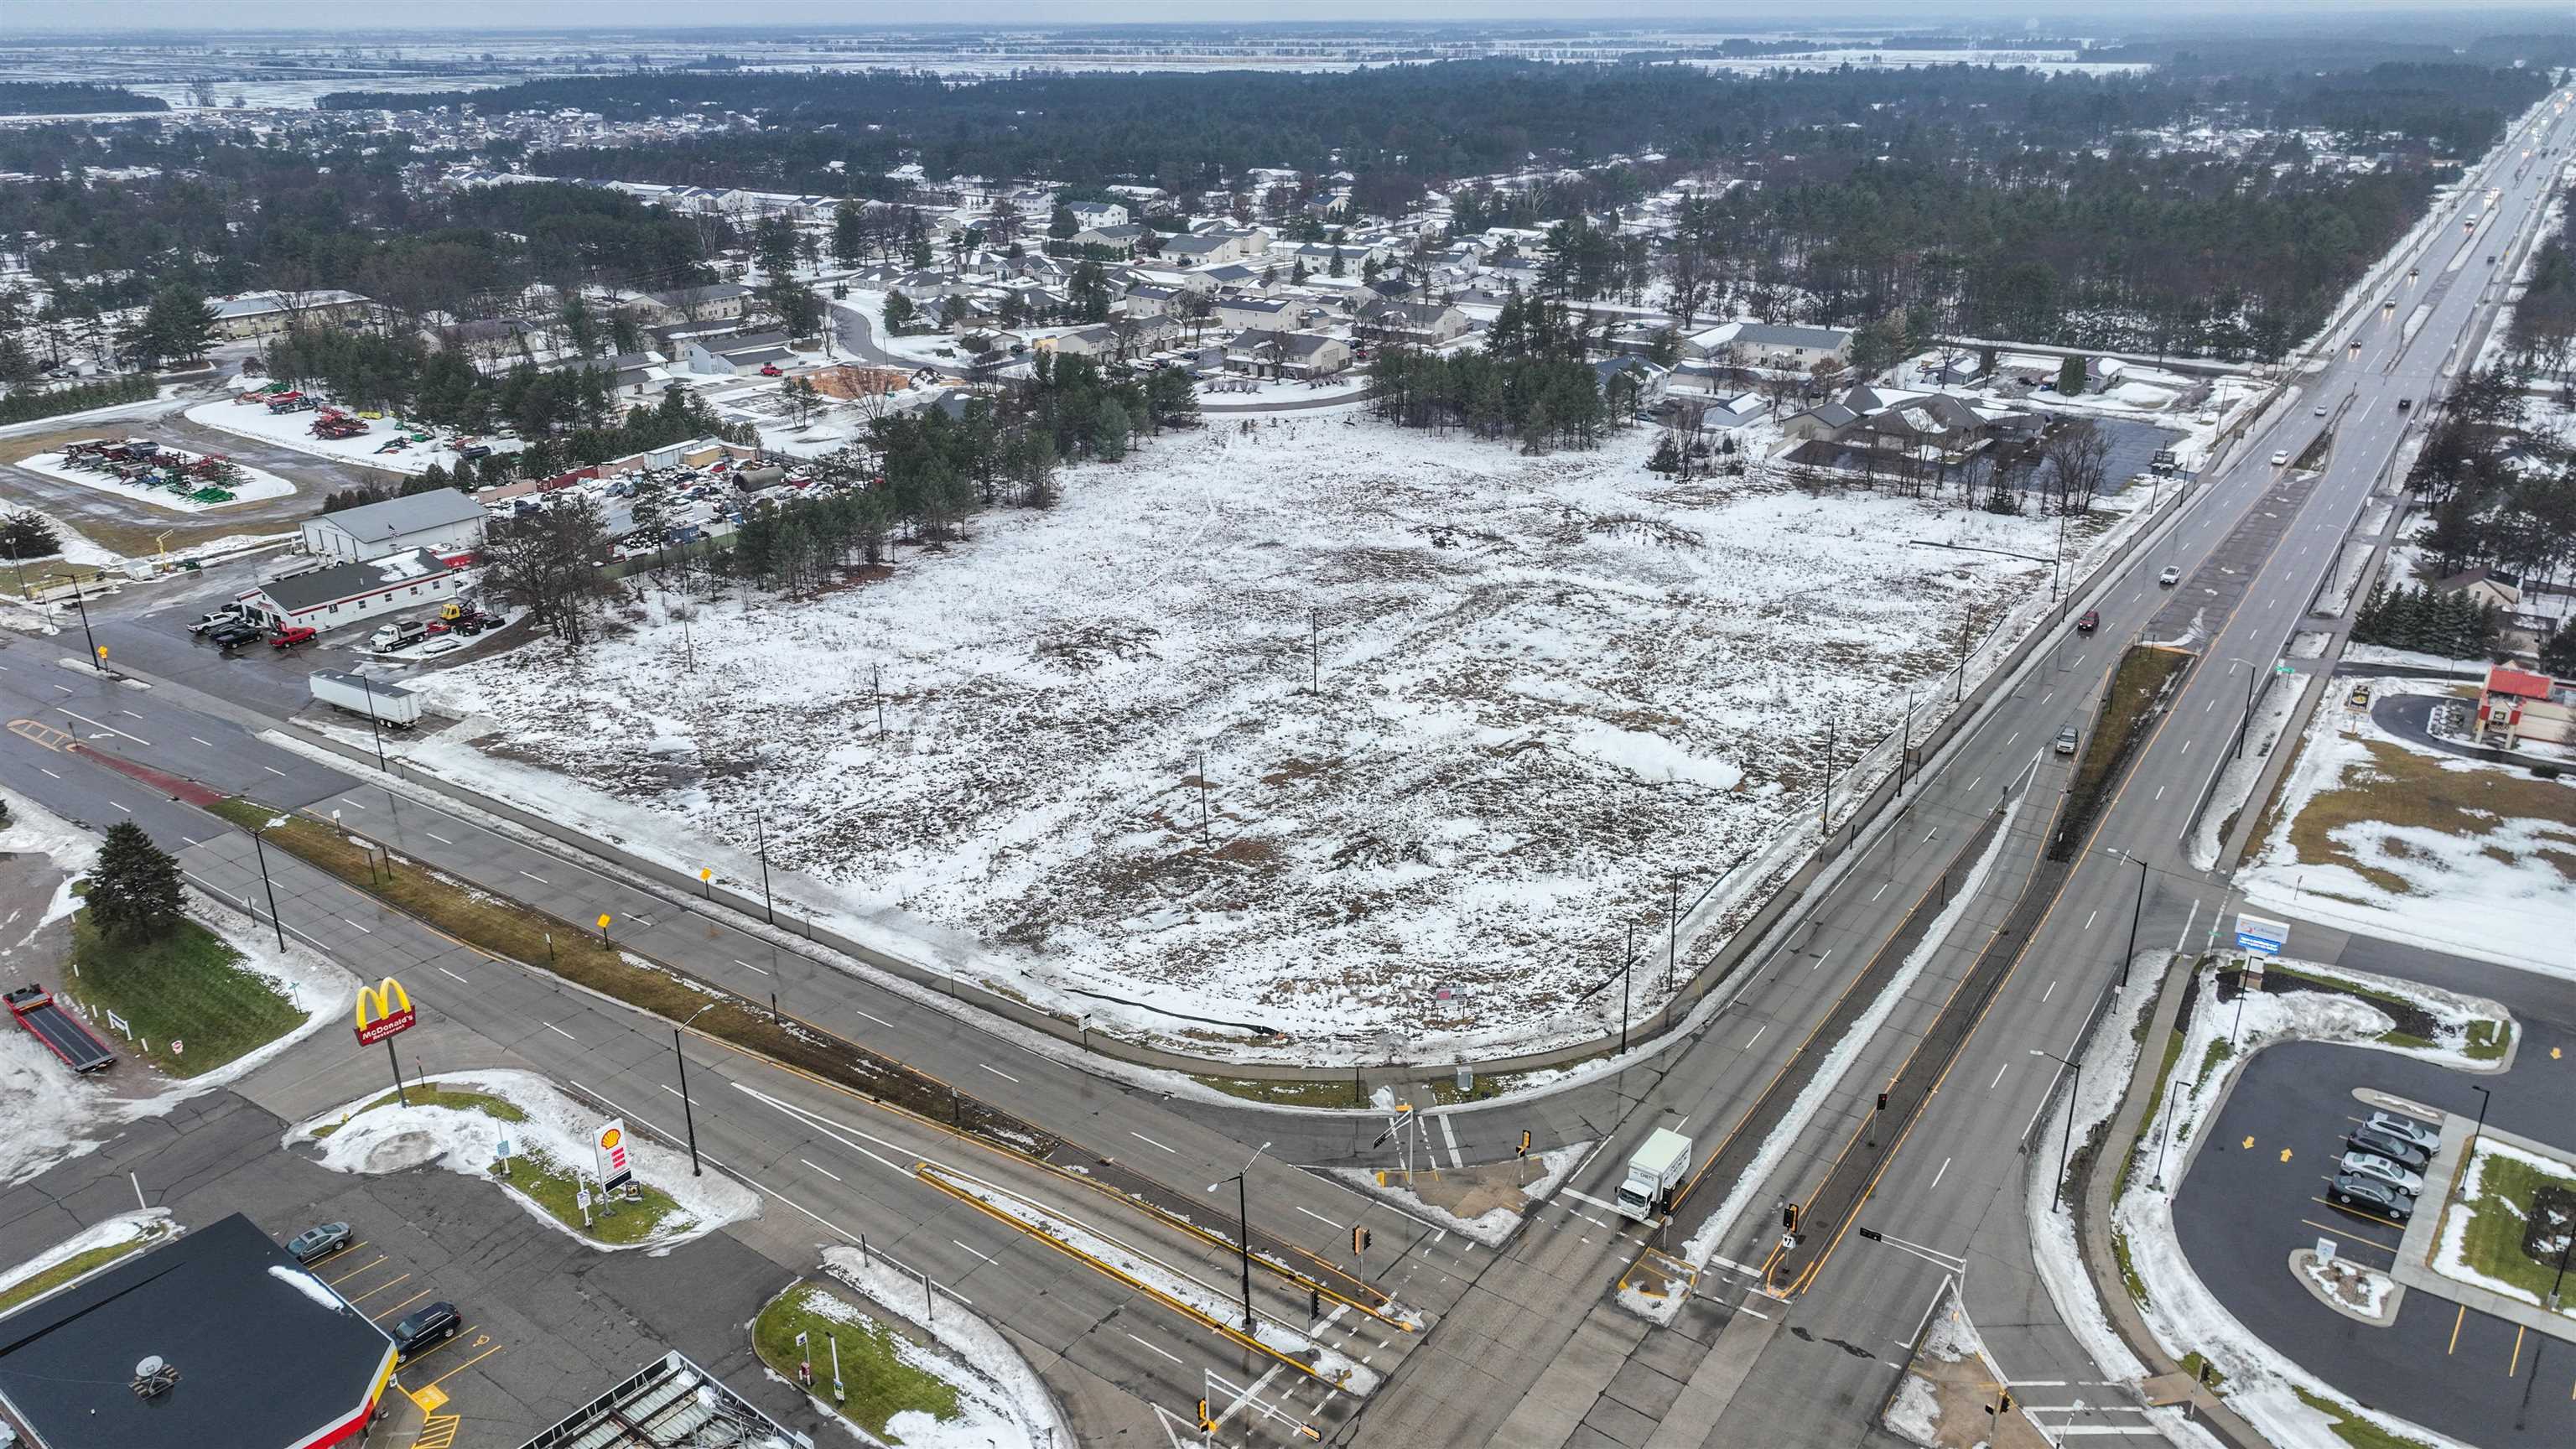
xmin=594 ymin=1119 xmax=633 ymax=1192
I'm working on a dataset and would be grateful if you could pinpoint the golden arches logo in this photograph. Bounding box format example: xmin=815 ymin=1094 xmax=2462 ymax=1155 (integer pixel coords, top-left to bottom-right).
xmin=353 ymin=977 xmax=416 ymax=1046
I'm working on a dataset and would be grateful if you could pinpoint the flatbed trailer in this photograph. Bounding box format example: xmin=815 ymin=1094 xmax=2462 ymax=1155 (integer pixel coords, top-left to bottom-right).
xmin=5 ymin=984 xmax=115 ymax=1072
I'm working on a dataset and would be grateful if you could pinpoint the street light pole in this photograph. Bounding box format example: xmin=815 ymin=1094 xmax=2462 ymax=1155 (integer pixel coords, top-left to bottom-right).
xmin=252 ymin=818 xmax=287 ymax=953
xmin=1207 ymin=1141 xmax=1270 ymax=1335
xmin=753 ymin=811 xmax=775 ymax=924
xmin=2031 ymin=1048 xmax=2081 ymax=1213
xmin=355 ymin=673 xmax=389 ymax=772
xmin=63 ymin=574 xmax=101 ymax=672
xmin=675 ymin=1002 xmax=717 ymax=1176
xmin=2124 ymin=853 xmax=2148 ymax=988
xmin=2225 ymin=657 xmax=2262 ymax=761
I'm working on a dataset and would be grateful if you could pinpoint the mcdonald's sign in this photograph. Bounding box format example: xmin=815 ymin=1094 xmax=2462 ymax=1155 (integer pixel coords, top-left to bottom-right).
xmin=354 ymin=977 xmax=416 ymax=1046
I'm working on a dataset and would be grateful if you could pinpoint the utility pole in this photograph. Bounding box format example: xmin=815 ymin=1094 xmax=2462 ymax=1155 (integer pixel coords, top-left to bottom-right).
xmin=675 ymin=1003 xmax=716 ymax=1176
xmin=873 ymin=664 xmax=885 ymax=738
xmin=1955 ymin=610 xmax=1973 ymax=702
xmin=2123 ymin=852 xmax=2148 ymax=988
xmin=1665 ymin=875 xmax=1679 ymax=994
xmin=2031 ymin=1047 xmax=2081 ymax=1212
xmin=1196 ymin=750 xmax=1210 ymax=846
xmin=1620 ymin=922 xmax=1634 ymax=1055
xmin=355 ymin=673 xmax=389 ymax=772
xmin=753 ymin=812 xmax=775 ymax=923
xmin=251 ymin=818 xmax=286 ymax=953
xmin=63 ymin=574 xmax=101 ymax=673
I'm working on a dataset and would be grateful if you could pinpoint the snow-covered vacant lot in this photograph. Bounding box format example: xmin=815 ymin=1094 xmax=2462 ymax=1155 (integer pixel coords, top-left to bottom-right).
xmin=421 ymin=417 xmax=2106 ymax=1049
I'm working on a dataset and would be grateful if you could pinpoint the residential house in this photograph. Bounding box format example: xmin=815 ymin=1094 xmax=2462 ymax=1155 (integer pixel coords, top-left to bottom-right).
xmin=1214 ymin=296 xmax=1305 ymax=331
xmin=683 ymin=330 xmax=797 ymax=376
xmin=1682 ymin=321 xmax=1854 ymax=370
xmin=2433 ymin=567 xmax=2524 ymax=613
xmin=1067 ymin=200 xmax=1130 ymax=229
xmin=1357 ymin=299 xmax=1471 ymax=346
xmin=1222 ymin=330 xmax=1351 ymax=380
xmin=1123 ymin=283 xmax=1186 ymax=319
xmin=621 ymin=283 xmax=752 ymax=328
xmin=1073 ymin=223 xmax=1149 ymax=257
xmin=1592 ymin=357 xmax=1671 ymax=412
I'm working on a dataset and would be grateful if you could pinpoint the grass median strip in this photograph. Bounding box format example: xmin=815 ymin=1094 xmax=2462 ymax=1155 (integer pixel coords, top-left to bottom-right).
xmin=0 ymin=1227 xmax=167 ymax=1315
xmin=2052 ymin=645 xmax=2190 ymax=859
xmin=205 ymin=797 xmax=1043 ymax=1152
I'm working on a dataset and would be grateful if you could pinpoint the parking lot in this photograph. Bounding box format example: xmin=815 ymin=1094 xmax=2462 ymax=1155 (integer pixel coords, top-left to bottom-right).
xmin=2174 ymin=1034 xmax=2576 ymax=1446
xmin=0 ymin=1090 xmax=804 ymax=1447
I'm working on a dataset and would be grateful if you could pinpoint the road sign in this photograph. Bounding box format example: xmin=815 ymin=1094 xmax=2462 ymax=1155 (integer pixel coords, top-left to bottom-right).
xmin=2317 ymin=1237 xmax=2337 ymax=1264
xmin=354 ymin=976 xmax=416 ymax=1046
xmin=2234 ymin=914 xmax=2290 ymax=956
xmin=594 ymin=1119 xmax=633 ymax=1192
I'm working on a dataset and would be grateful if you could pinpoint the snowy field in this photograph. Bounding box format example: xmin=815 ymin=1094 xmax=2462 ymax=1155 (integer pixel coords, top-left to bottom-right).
xmin=184 ymin=392 xmax=517 ymax=477
xmin=418 ymin=418 xmax=2122 ymax=1051
xmin=12 ymin=449 xmax=297 ymax=512
xmin=2239 ymin=674 xmax=2576 ymax=979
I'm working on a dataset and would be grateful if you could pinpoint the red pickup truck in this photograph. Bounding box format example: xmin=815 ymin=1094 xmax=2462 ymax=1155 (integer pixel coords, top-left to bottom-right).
xmin=270 ymin=626 xmax=317 ymax=650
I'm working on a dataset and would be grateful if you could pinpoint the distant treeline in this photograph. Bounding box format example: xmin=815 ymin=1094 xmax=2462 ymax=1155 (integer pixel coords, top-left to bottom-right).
xmin=0 ymin=82 xmax=167 ymax=117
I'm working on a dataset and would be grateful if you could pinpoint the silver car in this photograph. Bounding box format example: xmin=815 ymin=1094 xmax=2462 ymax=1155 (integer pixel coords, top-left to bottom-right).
xmin=2340 ymin=1150 xmax=2423 ymax=1195
xmin=2054 ymin=725 xmax=2080 ymax=756
xmin=2366 ymin=1112 xmax=2440 ymax=1154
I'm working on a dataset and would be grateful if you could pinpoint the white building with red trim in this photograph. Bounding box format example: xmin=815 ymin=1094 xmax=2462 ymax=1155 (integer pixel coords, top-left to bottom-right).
xmin=237 ymin=548 xmax=465 ymax=633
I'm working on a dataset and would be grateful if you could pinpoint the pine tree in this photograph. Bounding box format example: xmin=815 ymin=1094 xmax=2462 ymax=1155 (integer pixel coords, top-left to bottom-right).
xmin=1647 ymin=434 xmax=1682 ymax=474
xmin=2056 ymin=354 xmax=2087 ymax=394
xmin=87 ymin=820 xmax=184 ymax=943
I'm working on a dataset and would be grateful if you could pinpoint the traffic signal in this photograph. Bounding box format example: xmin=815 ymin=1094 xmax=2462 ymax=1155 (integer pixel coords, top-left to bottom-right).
xmin=1782 ymin=1203 xmax=1799 ymax=1232
xmin=1197 ymin=1399 xmax=1214 ymax=1431
xmin=1352 ymin=1225 xmax=1371 ymax=1255
xmin=1876 ymin=1091 xmax=1889 ymax=1111
xmin=1518 ymin=1130 xmax=1532 ymax=1157
xmin=1857 ymin=1227 xmax=1883 ymax=1243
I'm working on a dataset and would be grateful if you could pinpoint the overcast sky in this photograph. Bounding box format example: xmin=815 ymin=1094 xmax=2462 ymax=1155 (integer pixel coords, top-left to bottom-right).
xmin=0 ymin=2 xmax=2512 ymax=32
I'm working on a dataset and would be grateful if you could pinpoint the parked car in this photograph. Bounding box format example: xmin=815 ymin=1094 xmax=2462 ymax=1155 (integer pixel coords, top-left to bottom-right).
xmin=2347 ymin=1128 xmax=2431 ymax=1173
xmin=2054 ymin=725 xmax=2080 ymax=756
xmin=2314 ymin=403 xmax=2329 ymax=416
xmin=285 ymin=1222 xmax=351 ymax=1265
xmin=390 ymin=1302 xmax=461 ymax=1363
xmin=2271 ymin=450 xmax=2290 ymax=466
xmin=415 ymin=636 xmax=467 ymax=658
xmin=209 ymin=622 xmax=265 ymax=649
xmin=269 ymin=626 xmax=317 ymax=650
xmin=2340 ymin=1150 xmax=2425 ymax=1195
xmin=2158 ymin=565 xmax=2182 ymax=586
xmin=2076 ymin=610 xmax=2100 ymax=633
xmin=187 ymin=606 xmax=247 ymax=634
xmin=457 ymin=444 xmax=492 ymax=462
xmin=2349 ymin=684 xmax=2373 ymax=709
xmin=2328 ymin=1173 xmax=2416 ymax=1223
xmin=2366 ymin=1112 xmax=2440 ymax=1154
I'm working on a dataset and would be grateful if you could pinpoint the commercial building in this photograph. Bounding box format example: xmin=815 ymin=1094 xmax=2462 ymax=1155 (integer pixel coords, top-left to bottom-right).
xmin=0 ymin=1213 xmax=397 ymax=1449
xmin=517 ymin=1351 xmax=803 ymax=1449
xmin=237 ymin=548 xmax=465 ymax=632
xmin=209 ymin=289 xmax=373 ymax=342
xmin=300 ymin=487 xmax=488 ymax=564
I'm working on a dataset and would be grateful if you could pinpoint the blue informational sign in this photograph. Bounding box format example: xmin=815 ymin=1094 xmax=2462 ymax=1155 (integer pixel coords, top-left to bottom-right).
xmin=2235 ymin=914 xmax=2289 ymax=956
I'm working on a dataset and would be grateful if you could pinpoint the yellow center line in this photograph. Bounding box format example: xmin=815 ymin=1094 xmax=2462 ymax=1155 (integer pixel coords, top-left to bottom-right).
xmin=2510 ymin=1325 xmax=2526 ymax=1377
xmin=2449 ymin=1303 xmax=2466 ymax=1355
xmin=424 ymin=1343 xmax=505 ymax=1390
xmin=371 ymin=1288 xmax=437 ymax=1322
xmin=344 ymin=1272 xmax=413 ymax=1304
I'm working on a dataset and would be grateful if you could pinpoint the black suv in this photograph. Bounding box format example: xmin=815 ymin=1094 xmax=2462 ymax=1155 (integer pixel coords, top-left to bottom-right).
xmin=208 ymin=621 xmax=266 ymax=649
xmin=389 ymin=1302 xmax=461 ymax=1363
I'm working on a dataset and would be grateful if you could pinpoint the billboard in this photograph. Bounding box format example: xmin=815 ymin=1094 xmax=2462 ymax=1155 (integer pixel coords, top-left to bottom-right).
xmin=354 ymin=977 xmax=416 ymax=1046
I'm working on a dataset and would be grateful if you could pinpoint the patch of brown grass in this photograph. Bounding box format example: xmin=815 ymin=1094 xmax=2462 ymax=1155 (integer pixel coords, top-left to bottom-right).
xmin=2282 ymin=737 xmax=2576 ymax=895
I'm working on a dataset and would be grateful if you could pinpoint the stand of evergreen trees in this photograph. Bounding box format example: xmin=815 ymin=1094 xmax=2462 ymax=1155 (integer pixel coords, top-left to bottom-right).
xmin=0 ymin=372 xmax=154 ymax=426
xmin=1367 ymin=293 xmax=1609 ymax=451
xmin=2350 ymin=580 xmax=2502 ymax=661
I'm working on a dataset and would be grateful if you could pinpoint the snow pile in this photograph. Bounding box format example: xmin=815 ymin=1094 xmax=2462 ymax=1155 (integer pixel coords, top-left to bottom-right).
xmin=1327 ymin=1140 xmax=1592 ymax=1247
xmin=267 ymin=1261 xmax=344 ymax=1311
xmin=767 ymin=1280 xmax=1034 ymax=1449
xmin=291 ymin=1067 xmax=758 ymax=1251
xmin=12 ymin=450 xmax=296 ymax=512
xmin=1883 ymin=1374 xmax=1940 ymax=1445
xmin=2239 ymin=675 xmax=2576 ymax=979
xmin=819 ymin=1245 xmax=1077 ymax=1449
xmin=2300 ymin=1254 xmax=2394 ymax=1317
xmin=0 ymin=1208 xmax=170 ymax=1300
xmin=409 ymin=418 xmax=2121 ymax=1052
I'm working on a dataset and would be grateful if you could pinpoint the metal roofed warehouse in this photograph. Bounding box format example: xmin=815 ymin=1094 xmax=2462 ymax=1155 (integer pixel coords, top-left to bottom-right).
xmin=0 ymin=1213 xmax=397 ymax=1449
xmin=299 ymin=486 xmax=488 ymax=564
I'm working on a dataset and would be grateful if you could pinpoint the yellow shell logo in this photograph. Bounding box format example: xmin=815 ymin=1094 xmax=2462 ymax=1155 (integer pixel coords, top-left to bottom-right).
xmin=600 ymin=1127 xmax=622 ymax=1150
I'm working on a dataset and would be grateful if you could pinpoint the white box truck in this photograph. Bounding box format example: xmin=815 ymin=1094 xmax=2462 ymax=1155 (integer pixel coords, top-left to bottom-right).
xmin=309 ymin=670 xmax=421 ymax=728
xmin=1616 ymin=1127 xmax=1693 ymax=1222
